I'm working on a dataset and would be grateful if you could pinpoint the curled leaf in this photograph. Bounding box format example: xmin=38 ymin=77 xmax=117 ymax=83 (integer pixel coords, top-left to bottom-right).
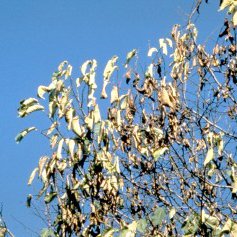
xmin=28 ymin=167 xmax=39 ymax=185
xmin=125 ymin=49 xmax=136 ymax=68
xmin=15 ymin=127 xmax=37 ymax=143
xmin=148 ymin=47 xmax=158 ymax=57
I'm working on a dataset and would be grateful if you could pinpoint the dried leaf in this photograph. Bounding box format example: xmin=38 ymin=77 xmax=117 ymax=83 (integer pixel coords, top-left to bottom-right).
xmin=101 ymin=56 xmax=118 ymax=98
xmin=110 ymin=86 xmax=119 ymax=104
xmin=38 ymin=156 xmax=48 ymax=177
xmin=148 ymin=47 xmax=158 ymax=57
xmin=71 ymin=116 xmax=82 ymax=137
xmin=28 ymin=167 xmax=39 ymax=185
xmin=204 ymin=147 xmax=214 ymax=166
xmin=152 ymin=147 xmax=168 ymax=161
xmin=15 ymin=127 xmax=37 ymax=143
xmin=125 ymin=49 xmax=136 ymax=68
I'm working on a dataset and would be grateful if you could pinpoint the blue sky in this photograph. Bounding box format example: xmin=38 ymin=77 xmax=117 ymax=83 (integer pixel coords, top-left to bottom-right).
xmin=0 ymin=1 xmax=225 ymax=236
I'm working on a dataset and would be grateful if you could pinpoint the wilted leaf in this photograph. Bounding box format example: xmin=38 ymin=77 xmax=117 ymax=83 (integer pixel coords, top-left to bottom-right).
xmin=125 ymin=49 xmax=136 ymax=68
xmin=37 ymin=85 xmax=50 ymax=99
xmin=28 ymin=167 xmax=39 ymax=185
xmin=152 ymin=147 xmax=168 ymax=161
xmin=93 ymin=104 xmax=101 ymax=123
xmin=26 ymin=194 xmax=32 ymax=208
xmin=15 ymin=127 xmax=37 ymax=143
xmin=219 ymin=0 xmax=232 ymax=11
xmin=50 ymin=134 xmax=58 ymax=148
xmin=147 ymin=47 xmax=158 ymax=57
xmin=44 ymin=192 xmax=57 ymax=204
xmin=111 ymin=86 xmax=119 ymax=104
xmin=46 ymin=122 xmax=58 ymax=136
xmin=71 ymin=116 xmax=82 ymax=137
xmin=159 ymin=38 xmax=172 ymax=55
xmin=57 ymin=139 xmax=64 ymax=159
xmin=101 ymin=56 xmax=118 ymax=98
xmin=204 ymin=147 xmax=214 ymax=166
xmin=38 ymin=156 xmax=48 ymax=177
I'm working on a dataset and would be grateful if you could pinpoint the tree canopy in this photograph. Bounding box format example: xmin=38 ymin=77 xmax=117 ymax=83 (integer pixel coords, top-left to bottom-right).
xmin=15 ymin=0 xmax=237 ymax=236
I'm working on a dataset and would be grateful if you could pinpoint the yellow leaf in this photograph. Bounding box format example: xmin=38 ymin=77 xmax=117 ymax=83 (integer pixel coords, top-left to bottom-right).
xmin=204 ymin=147 xmax=214 ymax=166
xmin=233 ymin=9 xmax=237 ymax=26
xmin=110 ymin=86 xmax=119 ymax=104
xmin=93 ymin=104 xmax=101 ymax=123
xmin=101 ymin=56 xmax=118 ymax=99
xmin=147 ymin=47 xmax=158 ymax=57
xmin=219 ymin=0 xmax=232 ymax=11
xmin=71 ymin=116 xmax=82 ymax=136
xmin=57 ymin=139 xmax=64 ymax=159
xmin=38 ymin=156 xmax=48 ymax=177
xmin=15 ymin=127 xmax=37 ymax=143
xmin=153 ymin=147 xmax=168 ymax=161
xmin=46 ymin=122 xmax=58 ymax=136
xmin=28 ymin=167 xmax=39 ymax=185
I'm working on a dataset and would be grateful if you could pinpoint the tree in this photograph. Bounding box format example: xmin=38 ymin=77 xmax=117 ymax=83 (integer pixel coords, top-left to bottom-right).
xmin=16 ymin=0 xmax=237 ymax=236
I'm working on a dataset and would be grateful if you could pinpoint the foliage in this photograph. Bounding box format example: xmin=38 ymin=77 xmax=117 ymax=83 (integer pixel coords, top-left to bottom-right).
xmin=17 ymin=1 xmax=237 ymax=236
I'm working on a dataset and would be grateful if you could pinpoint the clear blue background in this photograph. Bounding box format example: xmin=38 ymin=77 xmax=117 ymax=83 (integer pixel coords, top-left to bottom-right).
xmin=0 ymin=1 xmax=224 ymax=235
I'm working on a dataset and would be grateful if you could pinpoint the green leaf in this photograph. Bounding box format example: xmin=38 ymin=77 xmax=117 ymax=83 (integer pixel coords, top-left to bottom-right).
xmin=44 ymin=192 xmax=57 ymax=204
xmin=15 ymin=127 xmax=37 ymax=143
xmin=40 ymin=228 xmax=56 ymax=237
xmin=137 ymin=219 xmax=147 ymax=233
xmin=150 ymin=207 xmax=166 ymax=226
xmin=182 ymin=214 xmax=200 ymax=235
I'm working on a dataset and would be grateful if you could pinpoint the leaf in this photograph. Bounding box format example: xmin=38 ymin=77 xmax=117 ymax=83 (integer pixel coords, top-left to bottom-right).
xmin=44 ymin=192 xmax=57 ymax=204
xmin=125 ymin=49 xmax=136 ymax=68
xmin=20 ymin=97 xmax=38 ymax=106
xmin=136 ymin=219 xmax=147 ymax=233
xmin=219 ymin=0 xmax=232 ymax=11
xmin=147 ymin=47 xmax=158 ymax=57
xmin=40 ymin=228 xmax=56 ymax=237
xmin=65 ymin=64 xmax=72 ymax=79
xmin=26 ymin=194 xmax=32 ymax=208
xmin=38 ymin=156 xmax=48 ymax=177
xmin=81 ymin=60 xmax=92 ymax=76
xmin=152 ymin=147 xmax=168 ymax=161
xmin=201 ymin=210 xmax=219 ymax=230
xmin=111 ymin=86 xmax=119 ymax=104
xmin=150 ymin=207 xmax=166 ymax=226
xmin=100 ymin=228 xmax=117 ymax=237
xmin=204 ymin=147 xmax=214 ymax=166
xmin=67 ymin=139 xmax=75 ymax=159
xmin=18 ymin=98 xmax=44 ymax=117
xmin=233 ymin=9 xmax=237 ymax=26
xmin=15 ymin=127 xmax=37 ymax=143
xmin=93 ymin=104 xmax=101 ymax=123
xmin=28 ymin=167 xmax=39 ymax=185
xmin=57 ymin=139 xmax=64 ymax=159
xmin=169 ymin=208 xmax=176 ymax=219
xmin=101 ymin=56 xmax=118 ymax=98
xmin=46 ymin=122 xmax=58 ymax=136
xmin=50 ymin=134 xmax=58 ymax=148
xmin=71 ymin=116 xmax=82 ymax=137
xmin=37 ymin=85 xmax=50 ymax=99
xmin=159 ymin=39 xmax=168 ymax=55
xmin=119 ymin=221 xmax=137 ymax=237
